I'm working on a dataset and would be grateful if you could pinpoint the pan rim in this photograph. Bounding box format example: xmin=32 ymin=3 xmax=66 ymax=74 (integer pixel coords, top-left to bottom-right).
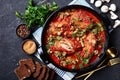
xmin=41 ymin=5 xmax=109 ymax=72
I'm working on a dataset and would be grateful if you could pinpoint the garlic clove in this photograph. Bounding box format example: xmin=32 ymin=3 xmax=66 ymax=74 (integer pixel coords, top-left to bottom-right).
xmin=110 ymin=11 xmax=118 ymax=20
xmin=109 ymin=4 xmax=117 ymax=12
xmin=101 ymin=0 xmax=110 ymax=3
xmin=105 ymin=0 xmax=111 ymax=3
xmin=113 ymin=20 xmax=120 ymax=28
xmin=95 ymin=0 xmax=102 ymax=7
xmin=101 ymin=0 xmax=105 ymax=2
xmin=101 ymin=5 xmax=109 ymax=13
xmin=90 ymin=0 xmax=95 ymax=4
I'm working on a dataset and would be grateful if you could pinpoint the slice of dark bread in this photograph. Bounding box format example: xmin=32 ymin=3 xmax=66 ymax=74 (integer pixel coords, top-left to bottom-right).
xmin=44 ymin=67 xmax=50 ymax=80
xmin=14 ymin=58 xmax=56 ymax=80
xmin=37 ymin=65 xmax=47 ymax=80
xmin=14 ymin=64 xmax=31 ymax=80
xmin=48 ymin=69 xmax=55 ymax=80
xmin=19 ymin=58 xmax=35 ymax=73
xmin=33 ymin=61 xmax=42 ymax=78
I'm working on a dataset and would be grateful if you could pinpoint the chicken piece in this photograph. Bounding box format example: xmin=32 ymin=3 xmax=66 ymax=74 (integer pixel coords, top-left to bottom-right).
xmin=54 ymin=38 xmax=74 ymax=53
xmin=49 ymin=21 xmax=68 ymax=35
xmin=82 ymin=33 xmax=97 ymax=58
xmin=70 ymin=11 xmax=92 ymax=29
xmin=49 ymin=22 xmax=58 ymax=35
xmin=85 ymin=33 xmax=97 ymax=46
xmin=54 ymin=38 xmax=82 ymax=54
xmin=70 ymin=11 xmax=82 ymax=21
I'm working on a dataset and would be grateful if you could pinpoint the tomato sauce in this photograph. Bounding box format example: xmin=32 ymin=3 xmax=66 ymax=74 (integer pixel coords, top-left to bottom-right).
xmin=44 ymin=8 xmax=106 ymax=70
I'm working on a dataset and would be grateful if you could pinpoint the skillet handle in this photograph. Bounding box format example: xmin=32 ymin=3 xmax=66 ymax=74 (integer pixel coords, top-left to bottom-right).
xmin=100 ymin=13 xmax=113 ymax=33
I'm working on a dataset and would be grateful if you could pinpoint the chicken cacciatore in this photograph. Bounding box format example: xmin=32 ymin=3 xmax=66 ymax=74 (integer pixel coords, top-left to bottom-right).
xmin=44 ymin=8 xmax=106 ymax=70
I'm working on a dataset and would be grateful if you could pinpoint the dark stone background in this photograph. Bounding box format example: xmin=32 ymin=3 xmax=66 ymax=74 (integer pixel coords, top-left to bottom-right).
xmin=0 ymin=0 xmax=120 ymax=80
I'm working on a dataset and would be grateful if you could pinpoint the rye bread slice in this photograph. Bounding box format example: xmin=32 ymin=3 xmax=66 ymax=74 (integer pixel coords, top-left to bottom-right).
xmin=49 ymin=69 xmax=55 ymax=80
xmin=44 ymin=67 xmax=50 ymax=80
xmin=37 ymin=65 xmax=47 ymax=80
xmin=33 ymin=61 xmax=42 ymax=78
xmin=19 ymin=58 xmax=35 ymax=73
xmin=14 ymin=64 xmax=31 ymax=80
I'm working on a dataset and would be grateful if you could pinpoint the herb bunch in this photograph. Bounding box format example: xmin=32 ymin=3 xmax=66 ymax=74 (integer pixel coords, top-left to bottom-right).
xmin=15 ymin=0 xmax=58 ymax=29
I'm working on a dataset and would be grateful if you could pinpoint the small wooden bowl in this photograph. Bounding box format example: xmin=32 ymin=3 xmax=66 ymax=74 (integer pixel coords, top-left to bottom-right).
xmin=16 ymin=24 xmax=31 ymax=39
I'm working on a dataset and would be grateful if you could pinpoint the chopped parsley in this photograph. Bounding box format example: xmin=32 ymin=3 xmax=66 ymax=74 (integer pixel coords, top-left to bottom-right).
xmin=79 ymin=64 xmax=83 ymax=68
xmin=72 ymin=65 xmax=76 ymax=69
xmin=83 ymin=58 xmax=89 ymax=64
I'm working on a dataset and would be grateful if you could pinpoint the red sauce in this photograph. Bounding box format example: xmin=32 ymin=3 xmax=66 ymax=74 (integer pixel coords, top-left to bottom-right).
xmin=45 ymin=8 xmax=106 ymax=70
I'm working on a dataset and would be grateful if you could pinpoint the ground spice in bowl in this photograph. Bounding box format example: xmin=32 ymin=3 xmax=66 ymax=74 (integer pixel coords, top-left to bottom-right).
xmin=22 ymin=39 xmax=37 ymax=55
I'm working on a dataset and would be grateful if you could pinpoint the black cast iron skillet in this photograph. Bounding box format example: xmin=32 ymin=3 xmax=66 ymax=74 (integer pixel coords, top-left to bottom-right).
xmin=40 ymin=5 xmax=109 ymax=72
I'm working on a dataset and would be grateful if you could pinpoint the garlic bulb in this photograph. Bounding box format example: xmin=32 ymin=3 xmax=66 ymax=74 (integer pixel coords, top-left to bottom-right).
xmin=95 ymin=0 xmax=102 ymax=7
xmin=113 ymin=20 xmax=120 ymax=28
xmin=101 ymin=5 xmax=109 ymax=13
xmin=90 ymin=0 xmax=95 ymax=4
xmin=109 ymin=4 xmax=117 ymax=12
xmin=101 ymin=0 xmax=110 ymax=3
xmin=110 ymin=11 xmax=118 ymax=20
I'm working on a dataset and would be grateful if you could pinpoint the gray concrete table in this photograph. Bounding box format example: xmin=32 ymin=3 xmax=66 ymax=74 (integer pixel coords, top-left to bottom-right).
xmin=0 ymin=0 xmax=120 ymax=80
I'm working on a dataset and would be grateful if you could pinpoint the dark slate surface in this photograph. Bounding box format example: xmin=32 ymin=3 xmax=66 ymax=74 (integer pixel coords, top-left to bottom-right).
xmin=0 ymin=0 xmax=120 ymax=80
